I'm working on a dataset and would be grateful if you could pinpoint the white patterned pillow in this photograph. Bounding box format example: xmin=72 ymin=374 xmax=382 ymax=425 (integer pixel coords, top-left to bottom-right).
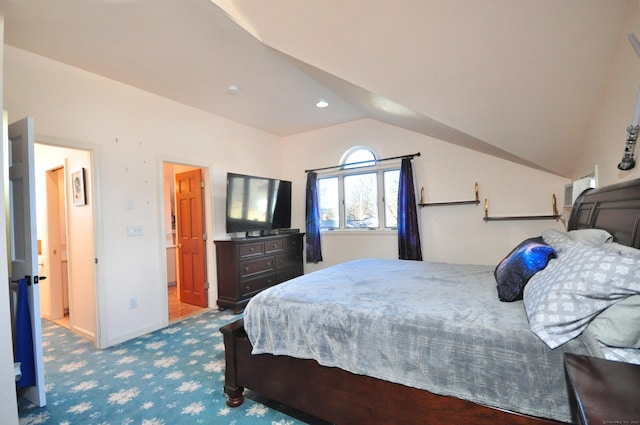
xmin=541 ymin=229 xmax=572 ymax=253
xmin=523 ymin=240 xmax=640 ymax=349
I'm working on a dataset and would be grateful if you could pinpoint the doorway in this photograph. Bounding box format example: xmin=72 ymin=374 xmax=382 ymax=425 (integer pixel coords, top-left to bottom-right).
xmin=163 ymin=162 xmax=208 ymax=322
xmin=35 ymin=143 xmax=96 ymax=343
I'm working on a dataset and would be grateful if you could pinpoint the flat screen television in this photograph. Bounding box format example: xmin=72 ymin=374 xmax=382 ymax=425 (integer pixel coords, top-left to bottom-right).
xmin=225 ymin=172 xmax=292 ymax=235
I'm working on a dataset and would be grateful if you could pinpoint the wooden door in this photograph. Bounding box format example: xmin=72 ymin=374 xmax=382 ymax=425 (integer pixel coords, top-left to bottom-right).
xmin=45 ymin=167 xmax=68 ymax=320
xmin=8 ymin=117 xmax=46 ymax=406
xmin=175 ymin=169 xmax=207 ymax=307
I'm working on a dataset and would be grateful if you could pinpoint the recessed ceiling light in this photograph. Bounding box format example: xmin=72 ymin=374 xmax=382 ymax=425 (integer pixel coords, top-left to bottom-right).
xmin=315 ymin=100 xmax=329 ymax=108
xmin=227 ymin=84 xmax=240 ymax=95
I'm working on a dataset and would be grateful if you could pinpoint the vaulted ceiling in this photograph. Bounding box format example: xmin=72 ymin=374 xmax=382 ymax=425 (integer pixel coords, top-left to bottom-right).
xmin=1 ymin=0 xmax=632 ymax=177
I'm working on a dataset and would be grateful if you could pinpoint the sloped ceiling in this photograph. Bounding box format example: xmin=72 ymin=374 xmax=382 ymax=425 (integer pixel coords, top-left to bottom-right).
xmin=1 ymin=0 xmax=632 ymax=177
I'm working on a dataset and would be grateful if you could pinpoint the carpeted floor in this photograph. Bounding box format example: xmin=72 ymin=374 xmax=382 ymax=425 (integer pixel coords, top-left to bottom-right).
xmin=17 ymin=310 xmax=327 ymax=425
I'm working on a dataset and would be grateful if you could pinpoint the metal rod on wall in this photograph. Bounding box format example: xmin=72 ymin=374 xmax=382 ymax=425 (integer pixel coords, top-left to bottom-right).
xmin=305 ymin=152 xmax=421 ymax=173
xmin=619 ymin=33 xmax=640 ymax=171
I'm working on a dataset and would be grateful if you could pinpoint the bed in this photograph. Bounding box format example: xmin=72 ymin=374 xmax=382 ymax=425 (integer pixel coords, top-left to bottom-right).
xmin=220 ymin=177 xmax=640 ymax=425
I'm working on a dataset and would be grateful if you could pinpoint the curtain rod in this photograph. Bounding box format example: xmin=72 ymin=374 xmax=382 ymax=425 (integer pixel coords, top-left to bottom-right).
xmin=305 ymin=152 xmax=421 ymax=173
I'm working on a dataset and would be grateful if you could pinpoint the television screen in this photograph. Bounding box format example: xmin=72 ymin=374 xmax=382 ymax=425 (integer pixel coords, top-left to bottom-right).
xmin=225 ymin=172 xmax=292 ymax=234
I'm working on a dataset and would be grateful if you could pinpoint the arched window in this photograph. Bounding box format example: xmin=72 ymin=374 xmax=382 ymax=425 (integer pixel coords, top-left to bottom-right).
xmin=317 ymin=147 xmax=400 ymax=230
xmin=341 ymin=146 xmax=377 ymax=169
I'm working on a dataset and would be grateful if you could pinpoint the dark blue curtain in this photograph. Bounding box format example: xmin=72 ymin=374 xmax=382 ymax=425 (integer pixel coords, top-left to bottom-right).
xmin=305 ymin=172 xmax=323 ymax=263
xmin=16 ymin=277 xmax=36 ymax=388
xmin=398 ymin=158 xmax=423 ymax=261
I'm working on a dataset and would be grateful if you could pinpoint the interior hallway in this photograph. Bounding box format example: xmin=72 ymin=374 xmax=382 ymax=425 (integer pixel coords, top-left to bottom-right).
xmin=168 ymin=285 xmax=207 ymax=323
xmin=51 ymin=286 xmax=207 ymax=330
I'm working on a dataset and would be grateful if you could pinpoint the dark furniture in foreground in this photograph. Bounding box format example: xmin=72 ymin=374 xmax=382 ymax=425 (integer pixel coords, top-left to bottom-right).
xmin=215 ymin=233 xmax=303 ymax=313
xmin=220 ymin=178 xmax=640 ymax=425
xmin=564 ymin=353 xmax=640 ymax=425
xmin=222 ymin=319 xmax=562 ymax=425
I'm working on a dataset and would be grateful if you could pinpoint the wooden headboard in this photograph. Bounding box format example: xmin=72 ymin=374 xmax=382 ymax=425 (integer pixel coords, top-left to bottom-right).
xmin=568 ymin=177 xmax=640 ymax=248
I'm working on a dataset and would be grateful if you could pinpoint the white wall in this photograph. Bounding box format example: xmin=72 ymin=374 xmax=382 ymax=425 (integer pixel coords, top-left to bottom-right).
xmin=576 ymin=2 xmax=640 ymax=185
xmin=282 ymin=118 xmax=568 ymax=272
xmin=3 ymin=46 xmax=283 ymax=348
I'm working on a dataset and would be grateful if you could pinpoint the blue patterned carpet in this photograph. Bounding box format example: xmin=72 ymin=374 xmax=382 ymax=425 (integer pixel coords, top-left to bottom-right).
xmin=18 ymin=310 xmax=322 ymax=425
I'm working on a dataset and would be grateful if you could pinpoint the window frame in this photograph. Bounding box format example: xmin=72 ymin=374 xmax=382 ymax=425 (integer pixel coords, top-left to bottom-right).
xmin=317 ymin=148 xmax=400 ymax=232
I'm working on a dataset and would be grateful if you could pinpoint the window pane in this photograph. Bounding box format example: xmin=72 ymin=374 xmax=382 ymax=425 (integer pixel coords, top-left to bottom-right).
xmin=344 ymin=173 xmax=378 ymax=228
xmin=384 ymin=170 xmax=400 ymax=228
xmin=343 ymin=148 xmax=376 ymax=169
xmin=318 ymin=177 xmax=339 ymax=229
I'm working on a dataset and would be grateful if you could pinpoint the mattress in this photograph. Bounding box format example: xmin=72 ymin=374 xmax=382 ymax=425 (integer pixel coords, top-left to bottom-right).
xmin=244 ymin=258 xmax=602 ymax=422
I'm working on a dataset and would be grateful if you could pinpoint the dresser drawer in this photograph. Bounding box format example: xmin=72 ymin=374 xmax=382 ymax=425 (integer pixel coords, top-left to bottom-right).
xmin=276 ymin=252 xmax=302 ymax=269
xmin=239 ymin=256 xmax=274 ymax=278
xmin=238 ymin=242 xmax=264 ymax=258
xmin=285 ymin=236 xmax=301 ymax=250
xmin=264 ymin=239 xmax=285 ymax=253
xmin=276 ymin=266 xmax=303 ymax=283
xmin=239 ymin=274 xmax=276 ymax=299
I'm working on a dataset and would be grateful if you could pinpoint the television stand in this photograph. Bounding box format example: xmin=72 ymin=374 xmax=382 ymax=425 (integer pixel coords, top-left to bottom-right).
xmin=214 ymin=233 xmax=305 ymax=313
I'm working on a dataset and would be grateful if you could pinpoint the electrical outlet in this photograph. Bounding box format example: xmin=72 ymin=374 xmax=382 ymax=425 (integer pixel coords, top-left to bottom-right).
xmin=129 ymin=297 xmax=137 ymax=309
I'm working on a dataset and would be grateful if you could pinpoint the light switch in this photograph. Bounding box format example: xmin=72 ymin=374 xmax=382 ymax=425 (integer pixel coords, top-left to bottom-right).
xmin=127 ymin=225 xmax=143 ymax=236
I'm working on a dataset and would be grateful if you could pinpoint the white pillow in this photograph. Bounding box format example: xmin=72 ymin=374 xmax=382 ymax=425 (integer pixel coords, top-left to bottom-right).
xmin=542 ymin=228 xmax=613 ymax=253
xmin=586 ymin=295 xmax=640 ymax=348
xmin=567 ymin=229 xmax=613 ymax=245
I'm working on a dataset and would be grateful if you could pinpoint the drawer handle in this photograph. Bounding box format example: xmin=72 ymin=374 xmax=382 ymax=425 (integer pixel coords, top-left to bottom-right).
xmin=244 ymin=267 xmax=249 ymax=272
xmin=249 ymin=247 xmax=254 ymax=253
xmin=245 ymin=285 xmax=250 ymax=291
xmin=271 ymin=244 xmax=277 ymax=249
xmin=266 ymin=262 xmax=272 ymax=267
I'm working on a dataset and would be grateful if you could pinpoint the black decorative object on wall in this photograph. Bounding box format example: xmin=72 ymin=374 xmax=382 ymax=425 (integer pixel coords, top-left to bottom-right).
xmin=71 ymin=168 xmax=86 ymax=206
xmin=621 ymin=33 xmax=640 ymax=171
xmin=618 ymin=125 xmax=638 ymax=171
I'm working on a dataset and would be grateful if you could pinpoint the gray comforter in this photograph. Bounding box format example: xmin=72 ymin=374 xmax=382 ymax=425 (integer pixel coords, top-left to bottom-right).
xmin=244 ymin=258 xmax=602 ymax=422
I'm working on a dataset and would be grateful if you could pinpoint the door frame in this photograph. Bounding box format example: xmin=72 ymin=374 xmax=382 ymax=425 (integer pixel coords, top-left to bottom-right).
xmin=158 ymin=158 xmax=214 ymax=325
xmin=35 ymin=137 xmax=103 ymax=348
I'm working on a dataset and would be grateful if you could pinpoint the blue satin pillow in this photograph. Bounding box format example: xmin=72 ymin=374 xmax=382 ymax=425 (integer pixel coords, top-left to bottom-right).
xmin=495 ymin=237 xmax=556 ymax=302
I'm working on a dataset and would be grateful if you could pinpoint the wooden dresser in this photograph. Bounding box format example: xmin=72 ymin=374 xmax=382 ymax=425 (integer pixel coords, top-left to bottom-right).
xmin=214 ymin=233 xmax=304 ymax=313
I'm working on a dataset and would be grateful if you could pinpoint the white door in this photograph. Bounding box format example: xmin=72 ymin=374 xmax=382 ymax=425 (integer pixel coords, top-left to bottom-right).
xmin=8 ymin=117 xmax=46 ymax=407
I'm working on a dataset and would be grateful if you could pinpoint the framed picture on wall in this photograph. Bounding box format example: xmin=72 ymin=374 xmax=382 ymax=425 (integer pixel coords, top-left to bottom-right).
xmin=72 ymin=168 xmax=86 ymax=206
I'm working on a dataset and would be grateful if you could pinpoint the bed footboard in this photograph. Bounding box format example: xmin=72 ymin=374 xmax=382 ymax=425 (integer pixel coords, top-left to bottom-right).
xmin=220 ymin=319 xmax=564 ymax=425
xmin=220 ymin=319 xmax=246 ymax=407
